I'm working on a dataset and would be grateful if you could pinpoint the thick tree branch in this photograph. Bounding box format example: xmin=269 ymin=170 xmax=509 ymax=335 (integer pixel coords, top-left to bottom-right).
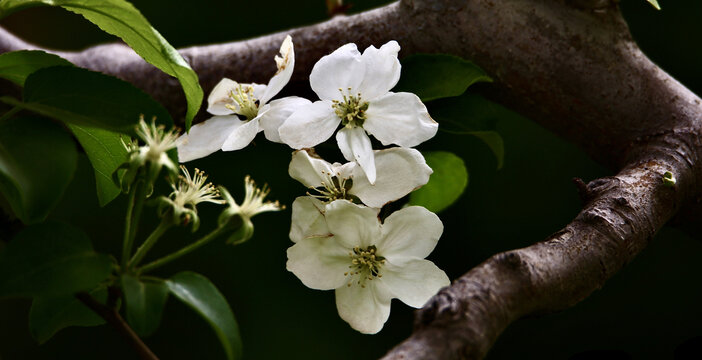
xmin=3 ymin=0 xmax=702 ymax=359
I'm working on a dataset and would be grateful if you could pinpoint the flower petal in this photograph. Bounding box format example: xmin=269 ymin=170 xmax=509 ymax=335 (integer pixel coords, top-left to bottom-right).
xmin=335 ymin=280 xmax=392 ymax=334
xmin=177 ymin=115 xmax=243 ymax=162
xmin=324 ymin=200 xmax=381 ymax=249
xmin=207 ymin=78 xmax=238 ymax=115
xmin=259 ymin=35 xmax=295 ymax=105
xmin=310 ymin=43 xmax=365 ymax=101
xmin=357 ymin=41 xmax=401 ymax=101
xmin=221 ymin=117 xmax=262 ymax=151
xmin=289 ymin=196 xmax=329 ymax=243
xmin=351 ymin=148 xmax=432 ymax=208
xmin=279 ymin=101 xmax=339 ymax=149
xmin=336 ymin=127 xmax=376 ymax=184
xmin=381 ymin=258 xmax=450 ymax=308
xmin=286 ymin=235 xmax=350 ymax=290
xmin=289 ymin=149 xmax=336 ymax=188
xmin=259 ymin=96 xmax=311 ymax=143
xmin=377 ymin=206 xmax=443 ymax=259
xmin=364 ymin=92 xmax=438 ymax=147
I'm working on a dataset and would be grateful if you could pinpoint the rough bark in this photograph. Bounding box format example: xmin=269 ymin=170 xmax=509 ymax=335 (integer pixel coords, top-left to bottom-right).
xmin=2 ymin=0 xmax=701 ymax=359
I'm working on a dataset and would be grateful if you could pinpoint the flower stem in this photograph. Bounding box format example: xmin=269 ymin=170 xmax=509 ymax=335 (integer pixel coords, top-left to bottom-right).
xmin=0 ymin=106 xmax=21 ymax=124
xmin=138 ymin=226 xmax=226 ymax=274
xmin=121 ymin=180 xmax=142 ymax=270
xmin=127 ymin=217 xmax=173 ymax=270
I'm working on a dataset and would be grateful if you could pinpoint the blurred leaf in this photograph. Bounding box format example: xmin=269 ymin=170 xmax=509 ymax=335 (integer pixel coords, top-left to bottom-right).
xmin=29 ymin=287 xmax=107 ymax=344
xmin=395 ymin=54 xmax=492 ymax=102
xmin=647 ymin=0 xmax=661 ymax=10
xmin=0 ymin=222 xmax=113 ymax=298
xmin=68 ymin=125 xmax=127 ymax=206
xmin=0 ymin=66 xmax=172 ymax=134
xmin=167 ymin=272 xmax=242 ymax=360
xmin=408 ymin=151 xmax=469 ymax=213
xmin=0 ymin=0 xmax=203 ymax=129
xmin=440 ymin=129 xmax=504 ymax=169
xmin=122 ymin=274 xmax=168 ymax=337
xmin=0 ymin=50 xmax=72 ymax=86
xmin=0 ymin=116 xmax=77 ymax=223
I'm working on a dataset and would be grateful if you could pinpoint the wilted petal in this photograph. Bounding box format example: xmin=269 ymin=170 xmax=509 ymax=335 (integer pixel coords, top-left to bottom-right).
xmin=207 ymin=78 xmax=238 ymax=115
xmin=377 ymin=206 xmax=443 ymax=260
xmin=286 ymin=236 xmax=350 ymax=290
xmin=335 ymin=280 xmax=392 ymax=334
xmin=381 ymin=258 xmax=449 ymax=308
xmin=177 ymin=115 xmax=243 ymax=162
xmin=259 ymin=96 xmax=311 ymax=143
xmin=221 ymin=117 xmax=262 ymax=151
xmin=260 ymin=35 xmax=295 ymax=104
xmin=336 ymin=127 xmax=376 ymax=184
xmin=364 ymin=92 xmax=438 ymax=147
xmin=289 ymin=196 xmax=329 ymax=243
xmin=357 ymin=41 xmax=401 ymax=101
xmin=279 ymin=101 xmax=339 ymax=149
xmin=310 ymin=43 xmax=365 ymax=101
xmin=289 ymin=149 xmax=336 ymax=188
xmin=324 ymin=200 xmax=381 ymax=249
xmin=351 ymin=148 xmax=432 ymax=208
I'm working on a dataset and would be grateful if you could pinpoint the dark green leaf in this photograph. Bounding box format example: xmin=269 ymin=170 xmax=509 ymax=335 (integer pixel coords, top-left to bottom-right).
xmin=408 ymin=151 xmax=469 ymax=213
xmin=0 ymin=116 xmax=77 ymax=223
xmin=468 ymin=131 xmax=504 ymax=169
xmin=0 ymin=222 xmax=113 ymax=298
xmin=0 ymin=0 xmax=203 ymax=129
xmin=68 ymin=125 xmax=127 ymax=206
xmin=0 ymin=50 xmax=73 ymax=86
xmin=122 ymin=274 xmax=168 ymax=337
xmin=395 ymin=54 xmax=492 ymax=101
xmin=167 ymin=272 xmax=242 ymax=360
xmin=29 ymin=287 xmax=107 ymax=344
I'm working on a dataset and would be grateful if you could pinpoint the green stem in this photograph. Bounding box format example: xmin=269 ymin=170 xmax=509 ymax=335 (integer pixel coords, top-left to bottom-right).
xmin=0 ymin=106 xmax=21 ymax=124
xmin=121 ymin=180 xmax=141 ymax=270
xmin=138 ymin=226 xmax=226 ymax=274
xmin=128 ymin=217 xmax=173 ymax=269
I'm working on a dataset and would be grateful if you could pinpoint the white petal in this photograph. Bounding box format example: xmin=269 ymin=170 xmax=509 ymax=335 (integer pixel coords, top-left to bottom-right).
xmin=221 ymin=117 xmax=261 ymax=151
xmin=335 ymin=280 xmax=392 ymax=334
xmin=336 ymin=127 xmax=376 ymax=184
xmin=310 ymin=43 xmax=365 ymax=101
xmin=288 ymin=149 xmax=335 ymax=188
xmin=289 ymin=196 xmax=329 ymax=243
xmin=357 ymin=41 xmax=401 ymax=101
xmin=286 ymin=236 xmax=350 ymax=290
xmin=207 ymin=78 xmax=238 ymax=115
xmin=364 ymin=92 xmax=438 ymax=147
xmin=279 ymin=101 xmax=339 ymax=149
xmin=351 ymin=148 xmax=432 ymax=208
xmin=377 ymin=206 xmax=443 ymax=259
xmin=381 ymin=258 xmax=450 ymax=308
xmin=177 ymin=115 xmax=243 ymax=162
xmin=259 ymin=35 xmax=295 ymax=104
xmin=324 ymin=200 xmax=381 ymax=249
xmin=258 ymin=96 xmax=311 ymax=143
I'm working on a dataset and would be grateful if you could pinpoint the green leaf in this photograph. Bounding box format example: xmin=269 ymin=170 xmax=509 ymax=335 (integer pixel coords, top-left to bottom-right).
xmin=0 ymin=116 xmax=77 ymax=223
xmin=122 ymin=274 xmax=168 ymax=337
xmin=29 ymin=287 xmax=107 ymax=344
xmin=408 ymin=151 xmax=469 ymax=213
xmin=0 ymin=222 xmax=113 ymax=298
xmin=68 ymin=125 xmax=127 ymax=206
xmin=0 ymin=50 xmax=73 ymax=86
xmin=395 ymin=54 xmax=492 ymax=102
xmin=647 ymin=0 xmax=661 ymax=10
xmin=167 ymin=272 xmax=242 ymax=360
xmin=0 ymin=0 xmax=203 ymax=129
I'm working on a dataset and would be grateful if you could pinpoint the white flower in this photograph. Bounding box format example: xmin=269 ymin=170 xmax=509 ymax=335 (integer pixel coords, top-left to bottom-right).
xmin=128 ymin=117 xmax=181 ymax=173
xmin=278 ymin=41 xmax=438 ymax=184
xmin=178 ymin=35 xmax=311 ymax=162
xmin=218 ymin=176 xmax=284 ymax=244
xmin=286 ymin=200 xmax=450 ymax=334
xmin=157 ymin=166 xmax=224 ymax=230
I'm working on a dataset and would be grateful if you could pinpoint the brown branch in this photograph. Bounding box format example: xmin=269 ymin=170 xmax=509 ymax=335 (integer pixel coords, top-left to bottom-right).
xmin=76 ymin=292 xmax=159 ymax=360
xmin=4 ymin=0 xmax=702 ymax=359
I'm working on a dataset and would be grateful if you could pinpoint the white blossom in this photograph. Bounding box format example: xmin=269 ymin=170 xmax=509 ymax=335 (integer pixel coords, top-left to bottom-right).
xmin=278 ymin=41 xmax=437 ymax=184
xmin=286 ymin=200 xmax=449 ymax=334
xmin=178 ymin=35 xmax=311 ymax=162
xmin=218 ymin=176 xmax=284 ymax=244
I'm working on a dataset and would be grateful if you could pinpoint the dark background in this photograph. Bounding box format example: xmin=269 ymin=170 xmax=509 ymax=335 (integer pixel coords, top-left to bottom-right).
xmin=1 ymin=1 xmax=701 ymax=359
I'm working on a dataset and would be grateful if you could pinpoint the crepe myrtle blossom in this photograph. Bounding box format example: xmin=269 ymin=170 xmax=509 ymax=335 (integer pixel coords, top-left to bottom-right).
xmin=178 ymin=35 xmax=311 ymax=162
xmin=218 ymin=176 xmax=284 ymax=244
xmin=278 ymin=40 xmax=438 ymax=184
xmin=156 ymin=166 xmax=224 ymax=231
xmin=286 ymin=200 xmax=450 ymax=334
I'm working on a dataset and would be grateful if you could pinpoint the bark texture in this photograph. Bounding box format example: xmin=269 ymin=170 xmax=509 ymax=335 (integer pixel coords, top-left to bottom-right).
xmin=2 ymin=0 xmax=701 ymax=359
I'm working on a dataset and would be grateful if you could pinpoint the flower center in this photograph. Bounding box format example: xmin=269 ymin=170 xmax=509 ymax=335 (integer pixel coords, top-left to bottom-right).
xmin=226 ymin=85 xmax=259 ymax=120
xmin=344 ymin=245 xmax=385 ymax=288
xmin=307 ymin=170 xmax=355 ymax=202
xmin=332 ymin=88 xmax=369 ymax=128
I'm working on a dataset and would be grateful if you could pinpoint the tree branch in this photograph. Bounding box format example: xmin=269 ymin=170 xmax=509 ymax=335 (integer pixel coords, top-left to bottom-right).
xmin=4 ymin=0 xmax=702 ymax=359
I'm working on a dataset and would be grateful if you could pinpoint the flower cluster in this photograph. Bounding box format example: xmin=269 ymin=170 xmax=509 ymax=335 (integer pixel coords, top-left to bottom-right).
xmin=175 ymin=36 xmax=449 ymax=334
